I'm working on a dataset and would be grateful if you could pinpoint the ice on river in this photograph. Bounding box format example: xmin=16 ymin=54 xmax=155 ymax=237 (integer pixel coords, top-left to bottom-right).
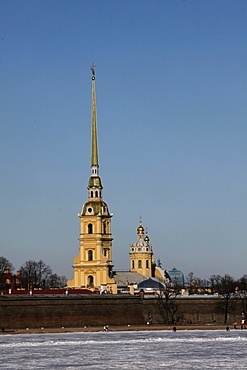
xmin=0 ymin=329 xmax=247 ymax=369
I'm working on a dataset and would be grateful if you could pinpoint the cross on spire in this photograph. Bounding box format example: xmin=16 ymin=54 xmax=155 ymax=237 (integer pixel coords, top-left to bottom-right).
xmin=91 ymin=63 xmax=96 ymax=78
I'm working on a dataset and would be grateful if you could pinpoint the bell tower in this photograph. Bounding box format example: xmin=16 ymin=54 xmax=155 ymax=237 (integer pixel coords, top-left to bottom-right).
xmin=67 ymin=67 xmax=115 ymax=290
xmin=129 ymin=218 xmax=156 ymax=278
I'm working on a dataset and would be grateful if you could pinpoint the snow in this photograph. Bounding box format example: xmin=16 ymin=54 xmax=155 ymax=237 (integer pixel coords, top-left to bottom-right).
xmin=1 ymin=330 xmax=247 ymax=369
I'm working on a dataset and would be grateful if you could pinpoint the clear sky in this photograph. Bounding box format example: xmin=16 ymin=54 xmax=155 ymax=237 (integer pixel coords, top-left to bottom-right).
xmin=1 ymin=0 xmax=246 ymax=281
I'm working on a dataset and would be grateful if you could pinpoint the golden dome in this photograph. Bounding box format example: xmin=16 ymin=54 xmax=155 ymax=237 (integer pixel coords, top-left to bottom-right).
xmin=81 ymin=200 xmax=109 ymax=216
xmin=144 ymin=235 xmax=150 ymax=242
xmin=137 ymin=224 xmax=144 ymax=235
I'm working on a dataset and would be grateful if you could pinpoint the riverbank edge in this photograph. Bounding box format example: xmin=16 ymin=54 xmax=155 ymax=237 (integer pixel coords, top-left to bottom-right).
xmin=1 ymin=324 xmax=242 ymax=335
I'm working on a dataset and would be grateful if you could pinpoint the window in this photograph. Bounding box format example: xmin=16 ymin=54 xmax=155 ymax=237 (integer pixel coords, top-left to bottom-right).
xmin=138 ymin=260 xmax=142 ymax=269
xmin=103 ymin=249 xmax=107 ymax=257
xmin=87 ymin=275 xmax=94 ymax=286
xmin=146 ymin=260 xmax=149 ymax=268
xmin=88 ymin=250 xmax=93 ymax=261
xmin=91 ymin=191 xmax=93 ymax=197
xmin=103 ymin=222 xmax=107 ymax=234
xmin=132 ymin=260 xmax=135 ymax=269
xmin=88 ymin=223 xmax=93 ymax=234
xmin=95 ymin=191 xmax=98 ymax=197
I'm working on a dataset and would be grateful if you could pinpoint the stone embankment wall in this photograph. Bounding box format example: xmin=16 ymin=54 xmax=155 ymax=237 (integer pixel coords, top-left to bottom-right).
xmin=0 ymin=295 xmax=244 ymax=329
xmin=143 ymin=297 xmax=243 ymax=325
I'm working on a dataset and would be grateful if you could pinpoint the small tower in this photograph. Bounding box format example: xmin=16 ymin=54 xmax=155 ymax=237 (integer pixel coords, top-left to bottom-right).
xmin=67 ymin=67 xmax=114 ymax=290
xmin=129 ymin=218 xmax=156 ymax=277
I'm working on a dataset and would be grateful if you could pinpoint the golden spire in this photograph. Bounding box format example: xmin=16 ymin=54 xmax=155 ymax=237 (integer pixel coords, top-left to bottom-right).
xmin=87 ymin=65 xmax=103 ymax=198
xmin=91 ymin=64 xmax=98 ymax=168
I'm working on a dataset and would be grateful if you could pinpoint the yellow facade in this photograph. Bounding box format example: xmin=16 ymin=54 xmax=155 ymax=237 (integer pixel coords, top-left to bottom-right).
xmin=129 ymin=220 xmax=156 ymax=278
xmin=68 ymin=210 xmax=115 ymax=289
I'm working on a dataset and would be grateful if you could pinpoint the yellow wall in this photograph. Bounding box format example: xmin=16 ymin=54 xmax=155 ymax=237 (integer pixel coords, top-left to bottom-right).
xmin=68 ymin=212 xmax=115 ymax=289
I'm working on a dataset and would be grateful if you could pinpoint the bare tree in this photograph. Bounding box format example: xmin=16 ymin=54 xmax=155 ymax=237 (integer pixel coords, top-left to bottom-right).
xmin=236 ymin=274 xmax=247 ymax=322
xmin=0 ymin=256 xmax=14 ymax=289
xmin=186 ymin=272 xmax=207 ymax=294
xmin=157 ymin=284 xmax=184 ymax=325
xmin=210 ymin=274 xmax=236 ymax=324
xmin=0 ymin=256 xmax=14 ymax=273
xmin=209 ymin=274 xmax=220 ymax=294
xmin=49 ymin=274 xmax=67 ymax=288
xmin=19 ymin=260 xmax=52 ymax=289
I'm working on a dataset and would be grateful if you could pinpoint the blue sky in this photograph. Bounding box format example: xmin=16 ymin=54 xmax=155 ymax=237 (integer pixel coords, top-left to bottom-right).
xmin=1 ymin=0 xmax=246 ymax=280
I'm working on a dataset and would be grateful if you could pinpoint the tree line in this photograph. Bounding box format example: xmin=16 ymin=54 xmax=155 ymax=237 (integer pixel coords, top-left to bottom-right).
xmin=185 ymin=271 xmax=247 ymax=296
xmin=0 ymin=256 xmax=67 ymax=290
xmin=159 ymin=272 xmax=247 ymax=325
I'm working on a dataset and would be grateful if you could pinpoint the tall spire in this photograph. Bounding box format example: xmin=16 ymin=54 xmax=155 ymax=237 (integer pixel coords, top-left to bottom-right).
xmin=87 ymin=65 xmax=103 ymax=200
xmin=91 ymin=64 xmax=99 ymax=170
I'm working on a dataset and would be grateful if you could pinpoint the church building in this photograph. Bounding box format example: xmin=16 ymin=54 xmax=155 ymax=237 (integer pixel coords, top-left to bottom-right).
xmin=67 ymin=68 xmax=169 ymax=293
xmin=129 ymin=218 xmax=155 ymax=277
xmin=67 ymin=67 xmax=116 ymax=292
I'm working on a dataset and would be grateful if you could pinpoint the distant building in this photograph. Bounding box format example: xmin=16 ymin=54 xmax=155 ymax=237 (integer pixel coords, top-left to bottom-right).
xmin=138 ymin=278 xmax=166 ymax=293
xmin=168 ymin=266 xmax=185 ymax=287
xmin=129 ymin=219 xmax=155 ymax=278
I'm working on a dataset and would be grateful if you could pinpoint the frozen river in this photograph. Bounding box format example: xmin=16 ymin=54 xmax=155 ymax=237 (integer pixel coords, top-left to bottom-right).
xmin=1 ymin=329 xmax=247 ymax=369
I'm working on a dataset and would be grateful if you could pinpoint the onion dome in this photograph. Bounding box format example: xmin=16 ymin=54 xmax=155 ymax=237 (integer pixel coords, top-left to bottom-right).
xmin=137 ymin=219 xmax=144 ymax=235
xmin=144 ymin=234 xmax=150 ymax=243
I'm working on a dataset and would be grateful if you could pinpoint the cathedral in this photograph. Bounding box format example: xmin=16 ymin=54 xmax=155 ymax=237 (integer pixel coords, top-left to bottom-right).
xmin=67 ymin=68 xmax=169 ymax=293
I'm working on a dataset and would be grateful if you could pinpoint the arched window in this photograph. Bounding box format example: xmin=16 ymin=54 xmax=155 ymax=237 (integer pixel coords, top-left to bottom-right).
xmin=88 ymin=250 xmax=93 ymax=261
xmin=132 ymin=260 xmax=135 ymax=269
xmin=87 ymin=275 xmax=94 ymax=286
xmin=88 ymin=223 xmax=93 ymax=234
xmin=138 ymin=260 xmax=142 ymax=269
xmin=146 ymin=260 xmax=149 ymax=268
xmin=91 ymin=191 xmax=93 ymax=197
xmin=95 ymin=191 xmax=98 ymax=197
